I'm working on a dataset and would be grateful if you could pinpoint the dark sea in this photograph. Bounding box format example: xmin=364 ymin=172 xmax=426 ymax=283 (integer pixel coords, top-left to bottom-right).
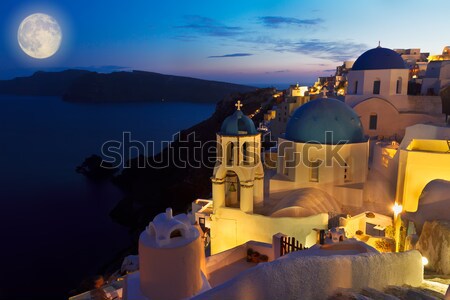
xmin=0 ymin=96 xmax=215 ymax=299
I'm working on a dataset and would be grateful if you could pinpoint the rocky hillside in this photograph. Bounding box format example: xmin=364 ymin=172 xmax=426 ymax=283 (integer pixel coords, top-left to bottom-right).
xmin=0 ymin=69 xmax=90 ymax=96
xmin=0 ymin=69 xmax=256 ymax=103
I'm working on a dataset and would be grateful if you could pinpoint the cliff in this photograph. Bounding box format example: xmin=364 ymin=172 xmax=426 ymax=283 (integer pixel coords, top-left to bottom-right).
xmin=0 ymin=69 xmax=90 ymax=96
xmin=0 ymin=69 xmax=256 ymax=103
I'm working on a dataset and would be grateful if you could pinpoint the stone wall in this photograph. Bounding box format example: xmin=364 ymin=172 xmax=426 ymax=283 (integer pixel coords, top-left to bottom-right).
xmin=416 ymin=220 xmax=450 ymax=275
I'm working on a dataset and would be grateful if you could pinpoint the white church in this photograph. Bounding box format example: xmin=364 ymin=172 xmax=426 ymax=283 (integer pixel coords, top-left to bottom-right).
xmin=207 ymin=95 xmax=373 ymax=254
xmin=345 ymin=46 xmax=445 ymax=139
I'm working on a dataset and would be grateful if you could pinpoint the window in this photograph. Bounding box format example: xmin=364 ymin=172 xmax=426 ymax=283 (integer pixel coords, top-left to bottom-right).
xmin=283 ymin=159 xmax=289 ymax=176
xmin=309 ymin=161 xmax=320 ymax=182
xmin=227 ymin=142 xmax=234 ymax=166
xmin=396 ymin=78 xmax=402 ymax=94
xmin=344 ymin=161 xmax=352 ymax=182
xmin=354 ymin=81 xmax=358 ymax=94
xmin=170 ymin=229 xmax=182 ymax=238
xmin=242 ymin=142 xmax=255 ymax=165
xmin=242 ymin=142 xmax=248 ymax=164
xmin=369 ymin=114 xmax=378 ymax=130
xmin=373 ymin=80 xmax=381 ymax=94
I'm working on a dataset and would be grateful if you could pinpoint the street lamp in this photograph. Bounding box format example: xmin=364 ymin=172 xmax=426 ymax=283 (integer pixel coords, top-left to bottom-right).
xmin=393 ymin=203 xmax=403 ymax=217
xmin=393 ymin=202 xmax=403 ymax=252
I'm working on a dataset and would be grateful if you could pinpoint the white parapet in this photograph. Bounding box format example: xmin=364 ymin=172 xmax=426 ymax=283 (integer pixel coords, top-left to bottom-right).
xmin=192 ymin=250 xmax=423 ymax=300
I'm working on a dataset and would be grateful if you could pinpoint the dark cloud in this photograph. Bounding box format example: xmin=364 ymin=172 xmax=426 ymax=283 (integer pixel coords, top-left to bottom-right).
xmin=208 ymin=53 xmax=253 ymax=58
xmin=288 ymin=39 xmax=367 ymax=62
xmin=176 ymin=15 xmax=243 ymax=37
xmin=174 ymin=15 xmax=365 ymax=63
xmin=265 ymin=70 xmax=290 ymax=74
xmin=259 ymin=16 xmax=322 ymax=27
xmin=239 ymin=37 xmax=366 ymax=62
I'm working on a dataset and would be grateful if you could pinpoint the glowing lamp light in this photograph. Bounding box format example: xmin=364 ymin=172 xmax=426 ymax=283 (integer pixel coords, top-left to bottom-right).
xmin=393 ymin=203 xmax=403 ymax=216
xmin=422 ymin=256 xmax=429 ymax=266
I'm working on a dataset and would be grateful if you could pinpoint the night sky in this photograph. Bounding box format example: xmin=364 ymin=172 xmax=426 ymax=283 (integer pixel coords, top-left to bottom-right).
xmin=0 ymin=0 xmax=449 ymax=84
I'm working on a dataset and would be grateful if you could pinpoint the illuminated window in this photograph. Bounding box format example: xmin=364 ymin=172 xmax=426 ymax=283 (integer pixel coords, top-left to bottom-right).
xmin=373 ymin=80 xmax=381 ymax=94
xmin=369 ymin=114 xmax=378 ymax=130
xmin=309 ymin=161 xmax=320 ymax=182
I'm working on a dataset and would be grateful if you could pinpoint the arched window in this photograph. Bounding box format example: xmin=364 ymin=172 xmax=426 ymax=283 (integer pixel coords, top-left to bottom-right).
xmin=242 ymin=142 xmax=250 ymax=165
xmin=170 ymin=229 xmax=182 ymax=238
xmin=369 ymin=113 xmax=378 ymax=130
xmin=373 ymin=80 xmax=381 ymax=94
xmin=396 ymin=77 xmax=402 ymax=94
xmin=354 ymin=81 xmax=358 ymax=94
xmin=225 ymin=171 xmax=240 ymax=208
xmin=284 ymin=158 xmax=289 ymax=176
xmin=309 ymin=160 xmax=320 ymax=182
xmin=226 ymin=142 xmax=234 ymax=166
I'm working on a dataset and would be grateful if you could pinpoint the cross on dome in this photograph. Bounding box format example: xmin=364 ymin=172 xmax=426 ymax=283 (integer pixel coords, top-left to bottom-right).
xmin=235 ymin=100 xmax=243 ymax=111
xmin=322 ymin=87 xmax=328 ymax=98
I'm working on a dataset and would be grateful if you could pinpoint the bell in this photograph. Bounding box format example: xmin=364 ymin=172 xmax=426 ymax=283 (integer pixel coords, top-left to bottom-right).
xmin=229 ymin=182 xmax=236 ymax=192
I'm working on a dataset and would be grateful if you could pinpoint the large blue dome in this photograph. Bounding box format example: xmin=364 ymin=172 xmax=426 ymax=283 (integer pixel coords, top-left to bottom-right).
xmin=220 ymin=110 xmax=257 ymax=136
xmin=352 ymin=47 xmax=406 ymax=71
xmin=285 ymin=98 xmax=365 ymax=144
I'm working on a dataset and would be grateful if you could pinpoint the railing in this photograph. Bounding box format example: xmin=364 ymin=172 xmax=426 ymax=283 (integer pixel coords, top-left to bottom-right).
xmin=279 ymin=236 xmax=307 ymax=257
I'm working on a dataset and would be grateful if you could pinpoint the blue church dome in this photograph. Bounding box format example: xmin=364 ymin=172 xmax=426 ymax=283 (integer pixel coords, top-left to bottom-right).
xmin=285 ymin=98 xmax=365 ymax=144
xmin=352 ymin=47 xmax=406 ymax=71
xmin=220 ymin=110 xmax=257 ymax=136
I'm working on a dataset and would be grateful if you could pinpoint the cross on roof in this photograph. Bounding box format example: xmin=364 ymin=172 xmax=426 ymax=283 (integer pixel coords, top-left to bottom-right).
xmin=235 ymin=100 xmax=243 ymax=110
xmin=322 ymin=87 xmax=328 ymax=98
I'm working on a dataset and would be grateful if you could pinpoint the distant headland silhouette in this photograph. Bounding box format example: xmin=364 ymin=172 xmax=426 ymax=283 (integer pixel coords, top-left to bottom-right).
xmin=0 ymin=69 xmax=256 ymax=103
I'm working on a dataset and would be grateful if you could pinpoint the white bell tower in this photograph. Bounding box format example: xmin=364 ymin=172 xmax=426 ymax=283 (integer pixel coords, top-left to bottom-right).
xmin=211 ymin=100 xmax=264 ymax=214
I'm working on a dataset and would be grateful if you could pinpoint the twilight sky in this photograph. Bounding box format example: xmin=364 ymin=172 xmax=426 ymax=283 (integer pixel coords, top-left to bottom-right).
xmin=0 ymin=0 xmax=448 ymax=85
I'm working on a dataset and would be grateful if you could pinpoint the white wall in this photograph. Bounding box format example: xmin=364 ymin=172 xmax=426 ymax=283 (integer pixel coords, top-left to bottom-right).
xmin=193 ymin=251 xmax=423 ymax=300
xmin=353 ymin=97 xmax=444 ymax=139
xmin=273 ymin=138 xmax=369 ymax=208
xmin=210 ymin=207 xmax=328 ymax=254
xmin=347 ymin=69 xmax=409 ymax=106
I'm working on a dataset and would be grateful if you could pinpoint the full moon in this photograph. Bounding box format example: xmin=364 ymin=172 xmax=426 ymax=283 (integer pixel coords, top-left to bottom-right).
xmin=18 ymin=13 xmax=62 ymax=59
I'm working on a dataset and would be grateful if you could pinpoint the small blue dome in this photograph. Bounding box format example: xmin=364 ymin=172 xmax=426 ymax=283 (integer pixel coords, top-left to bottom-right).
xmin=220 ymin=110 xmax=257 ymax=136
xmin=352 ymin=47 xmax=406 ymax=71
xmin=285 ymin=98 xmax=365 ymax=144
